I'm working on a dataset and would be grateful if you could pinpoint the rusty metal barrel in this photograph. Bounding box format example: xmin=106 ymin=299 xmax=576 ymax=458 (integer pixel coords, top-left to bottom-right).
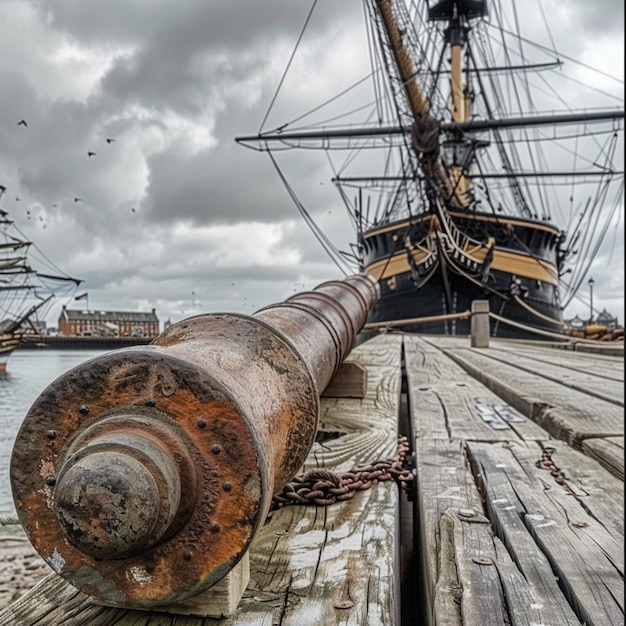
xmin=10 ymin=273 xmax=378 ymax=608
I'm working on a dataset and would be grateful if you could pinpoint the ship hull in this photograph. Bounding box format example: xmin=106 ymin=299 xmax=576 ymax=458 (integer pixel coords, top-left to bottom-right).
xmin=360 ymin=212 xmax=564 ymax=341
xmin=0 ymin=334 xmax=20 ymax=372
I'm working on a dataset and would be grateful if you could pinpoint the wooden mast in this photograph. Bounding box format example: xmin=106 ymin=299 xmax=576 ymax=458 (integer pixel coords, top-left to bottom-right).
xmin=375 ymin=0 xmax=459 ymax=206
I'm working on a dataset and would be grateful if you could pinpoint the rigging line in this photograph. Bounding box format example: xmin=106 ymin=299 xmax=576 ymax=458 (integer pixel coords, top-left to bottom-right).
xmin=577 ymin=182 xmax=623 ymax=279
xmin=281 ymin=101 xmax=384 ymax=136
xmin=568 ymin=132 xmax=581 ymax=230
xmin=495 ymin=24 xmax=624 ymax=87
xmin=488 ymin=312 xmax=572 ymax=341
xmin=325 ymin=151 xmax=359 ymax=240
xmin=436 ymin=240 xmax=509 ymax=300
xmin=335 ymin=107 xmax=381 ymax=178
xmin=605 ymin=189 xmax=624 ymax=266
xmin=509 ymin=2 xmax=552 ymax=221
xmin=564 ymin=182 xmax=622 ymax=306
xmin=535 ymin=0 xmax=558 ymax=73
xmin=489 ymin=6 xmax=546 ymax=219
xmin=513 ymin=294 xmax=564 ymax=327
xmin=492 ymin=127 xmax=623 ymax=147
xmin=281 ymin=74 xmax=376 ymax=131
xmin=467 ymin=41 xmax=532 ymax=218
xmin=11 ymin=222 xmax=81 ymax=285
xmin=365 ymin=2 xmax=386 ymax=124
xmin=266 ymin=151 xmax=352 ymax=276
xmin=569 ymin=141 xmax=619 ymax=270
xmin=258 ymin=0 xmax=318 ymax=134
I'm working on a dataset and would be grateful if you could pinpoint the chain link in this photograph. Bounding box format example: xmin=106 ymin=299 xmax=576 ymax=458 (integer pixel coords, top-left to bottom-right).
xmin=271 ymin=435 xmax=414 ymax=509
xmin=535 ymin=446 xmax=574 ymax=494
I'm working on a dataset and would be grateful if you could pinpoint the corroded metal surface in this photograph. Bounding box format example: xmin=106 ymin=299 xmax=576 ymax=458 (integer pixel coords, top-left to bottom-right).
xmin=10 ymin=274 xmax=378 ymax=608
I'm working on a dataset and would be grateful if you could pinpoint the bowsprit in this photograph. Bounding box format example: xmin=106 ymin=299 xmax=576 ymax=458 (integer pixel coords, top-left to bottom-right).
xmin=10 ymin=274 xmax=378 ymax=610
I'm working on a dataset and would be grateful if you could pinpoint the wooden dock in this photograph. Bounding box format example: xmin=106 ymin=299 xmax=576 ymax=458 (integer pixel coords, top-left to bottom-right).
xmin=0 ymin=333 xmax=623 ymax=625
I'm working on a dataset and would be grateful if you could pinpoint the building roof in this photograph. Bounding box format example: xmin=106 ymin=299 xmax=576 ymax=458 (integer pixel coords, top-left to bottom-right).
xmin=596 ymin=309 xmax=618 ymax=323
xmin=61 ymin=307 xmax=158 ymax=323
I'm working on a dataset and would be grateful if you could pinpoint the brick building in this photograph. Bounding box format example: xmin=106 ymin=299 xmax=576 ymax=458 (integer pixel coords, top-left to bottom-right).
xmin=58 ymin=307 xmax=159 ymax=337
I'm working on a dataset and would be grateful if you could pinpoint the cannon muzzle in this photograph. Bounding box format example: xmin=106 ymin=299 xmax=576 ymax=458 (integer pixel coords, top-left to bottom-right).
xmin=10 ymin=274 xmax=378 ymax=608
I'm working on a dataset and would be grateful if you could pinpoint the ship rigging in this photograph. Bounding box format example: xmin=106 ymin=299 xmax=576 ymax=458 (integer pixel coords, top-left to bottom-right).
xmin=237 ymin=0 xmax=624 ymax=339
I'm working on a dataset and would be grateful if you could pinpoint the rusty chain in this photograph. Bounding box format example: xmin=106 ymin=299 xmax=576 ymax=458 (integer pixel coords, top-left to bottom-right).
xmin=534 ymin=446 xmax=575 ymax=494
xmin=271 ymin=435 xmax=414 ymax=509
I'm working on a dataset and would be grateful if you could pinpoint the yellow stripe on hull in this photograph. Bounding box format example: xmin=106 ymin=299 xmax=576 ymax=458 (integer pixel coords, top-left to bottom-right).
xmin=365 ymin=247 xmax=558 ymax=285
xmin=366 ymin=249 xmax=431 ymax=280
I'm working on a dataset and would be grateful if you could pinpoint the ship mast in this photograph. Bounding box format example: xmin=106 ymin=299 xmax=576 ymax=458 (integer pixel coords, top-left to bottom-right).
xmin=446 ymin=9 xmax=473 ymax=206
xmin=371 ymin=0 xmax=485 ymax=210
xmin=373 ymin=0 xmax=458 ymax=206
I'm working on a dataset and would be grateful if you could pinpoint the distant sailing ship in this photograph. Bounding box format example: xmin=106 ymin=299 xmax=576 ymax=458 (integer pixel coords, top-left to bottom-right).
xmin=0 ymin=189 xmax=82 ymax=370
xmin=237 ymin=0 xmax=624 ymax=340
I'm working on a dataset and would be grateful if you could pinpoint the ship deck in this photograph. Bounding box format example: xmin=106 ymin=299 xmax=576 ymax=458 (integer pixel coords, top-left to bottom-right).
xmin=0 ymin=333 xmax=623 ymax=625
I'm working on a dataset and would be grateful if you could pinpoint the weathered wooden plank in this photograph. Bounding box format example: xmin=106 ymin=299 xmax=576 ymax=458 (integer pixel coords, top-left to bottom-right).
xmin=582 ymin=436 xmax=624 ymax=481
xmin=413 ymin=439 xmax=484 ymax=624
xmin=468 ymin=440 xmax=624 ymax=625
xmin=494 ymin=344 xmax=624 ymax=380
xmin=530 ymin=439 xmax=624 ymax=543
xmin=434 ymin=509 xmax=507 ymax=626
xmin=435 ymin=344 xmax=623 ymax=448
xmin=414 ymin=440 xmax=581 ymax=626
xmin=247 ymin=479 xmax=401 ymax=625
xmin=456 ymin=345 xmax=623 ymax=406
xmin=405 ymin=336 xmax=550 ymax=442
xmin=0 ymin=334 xmax=404 ymax=626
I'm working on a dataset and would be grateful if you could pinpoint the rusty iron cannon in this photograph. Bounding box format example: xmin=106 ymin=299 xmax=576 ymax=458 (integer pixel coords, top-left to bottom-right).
xmin=10 ymin=274 xmax=378 ymax=610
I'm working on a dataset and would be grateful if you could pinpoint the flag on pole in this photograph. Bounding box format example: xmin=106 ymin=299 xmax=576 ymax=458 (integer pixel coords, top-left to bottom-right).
xmin=75 ymin=292 xmax=88 ymax=301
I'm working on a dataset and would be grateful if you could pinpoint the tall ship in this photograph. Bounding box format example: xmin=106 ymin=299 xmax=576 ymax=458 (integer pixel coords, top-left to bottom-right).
xmin=0 ymin=188 xmax=82 ymax=370
xmin=237 ymin=0 xmax=624 ymax=340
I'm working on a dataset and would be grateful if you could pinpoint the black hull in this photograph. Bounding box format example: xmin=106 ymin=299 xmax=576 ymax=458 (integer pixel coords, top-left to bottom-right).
xmin=363 ymin=268 xmax=563 ymax=341
xmin=360 ymin=212 xmax=564 ymax=341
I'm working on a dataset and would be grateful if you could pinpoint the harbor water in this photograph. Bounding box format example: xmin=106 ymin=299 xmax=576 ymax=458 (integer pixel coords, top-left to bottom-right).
xmin=0 ymin=350 xmax=105 ymax=516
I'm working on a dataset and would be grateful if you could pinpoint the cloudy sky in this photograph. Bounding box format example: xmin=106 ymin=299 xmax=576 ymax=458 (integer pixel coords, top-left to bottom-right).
xmin=0 ymin=0 xmax=623 ymax=330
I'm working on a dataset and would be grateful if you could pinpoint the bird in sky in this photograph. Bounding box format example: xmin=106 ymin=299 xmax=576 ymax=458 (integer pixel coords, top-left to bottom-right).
xmin=17 ymin=120 xmax=27 ymax=127
xmin=74 ymin=197 xmax=83 ymax=203
xmin=0 ymin=185 xmax=6 ymax=192
xmin=88 ymin=151 xmax=96 ymax=157
xmin=106 ymin=138 xmax=116 ymax=144
xmin=130 ymin=207 xmax=136 ymax=213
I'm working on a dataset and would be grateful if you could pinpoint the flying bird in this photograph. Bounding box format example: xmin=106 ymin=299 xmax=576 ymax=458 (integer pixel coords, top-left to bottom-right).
xmin=0 ymin=185 xmax=6 ymax=192
xmin=88 ymin=152 xmax=96 ymax=157
xmin=17 ymin=120 xmax=27 ymax=127
xmin=106 ymin=138 xmax=116 ymax=144
xmin=74 ymin=197 xmax=83 ymax=203
xmin=130 ymin=207 xmax=136 ymax=213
